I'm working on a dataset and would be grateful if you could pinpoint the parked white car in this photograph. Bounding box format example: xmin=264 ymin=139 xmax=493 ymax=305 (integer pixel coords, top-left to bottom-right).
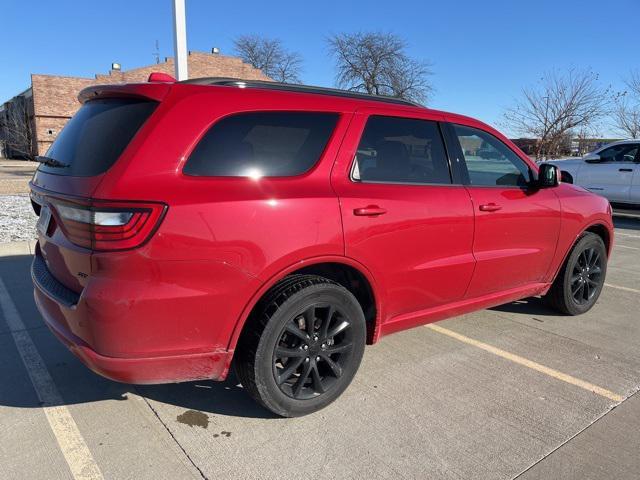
xmin=547 ymin=140 xmax=640 ymax=205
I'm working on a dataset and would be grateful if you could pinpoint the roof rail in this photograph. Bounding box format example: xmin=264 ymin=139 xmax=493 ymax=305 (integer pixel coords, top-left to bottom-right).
xmin=179 ymin=77 xmax=423 ymax=107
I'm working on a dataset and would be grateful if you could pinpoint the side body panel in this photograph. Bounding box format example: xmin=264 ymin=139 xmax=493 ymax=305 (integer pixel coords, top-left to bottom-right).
xmin=331 ymin=109 xmax=476 ymax=328
xmin=440 ymin=116 xmax=562 ymax=296
xmin=462 ymin=186 xmax=561 ymax=297
xmin=631 ymin=163 xmax=640 ymax=204
xmin=576 ymin=161 xmax=634 ymax=203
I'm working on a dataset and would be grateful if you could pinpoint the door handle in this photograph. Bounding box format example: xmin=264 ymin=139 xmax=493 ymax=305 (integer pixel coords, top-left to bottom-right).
xmin=619 ymin=168 xmax=633 ymax=172
xmin=479 ymin=203 xmax=502 ymax=212
xmin=353 ymin=205 xmax=387 ymax=216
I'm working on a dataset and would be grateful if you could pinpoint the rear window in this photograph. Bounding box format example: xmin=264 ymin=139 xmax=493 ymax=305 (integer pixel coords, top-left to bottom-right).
xmin=183 ymin=112 xmax=339 ymax=177
xmin=39 ymin=98 xmax=157 ymax=176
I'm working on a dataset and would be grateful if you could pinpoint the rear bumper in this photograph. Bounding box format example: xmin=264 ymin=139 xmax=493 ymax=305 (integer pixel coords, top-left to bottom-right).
xmin=30 ymin=247 xmax=249 ymax=384
xmin=34 ymin=287 xmax=232 ymax=383
xmin=39 ymin=299 xmax=232 ymax=385
xmin=34 ymin=288 xmax=233 ymax=384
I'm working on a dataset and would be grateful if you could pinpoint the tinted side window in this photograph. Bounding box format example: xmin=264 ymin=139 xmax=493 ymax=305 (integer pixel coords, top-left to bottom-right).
xmin=599 ymin=144 xmax=639 ymax=163
xmin=352 ymin=116 xmax=451 ymax=184
xmin=184 ymin=112 xmax=339 ymax=177
xmin=453 ymin=124 xmax=531 ymax=187
xmin=40 ymin=99 xmax=158 ymax=177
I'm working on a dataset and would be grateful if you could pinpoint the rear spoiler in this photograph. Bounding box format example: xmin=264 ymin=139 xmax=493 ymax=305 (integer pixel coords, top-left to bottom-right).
xmin=78 ymin=83 xmax=172 ymax=104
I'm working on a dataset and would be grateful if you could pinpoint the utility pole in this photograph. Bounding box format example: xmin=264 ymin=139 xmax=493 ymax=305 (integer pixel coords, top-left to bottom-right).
xmin=172 ymin=0 xmax=188 ymax=80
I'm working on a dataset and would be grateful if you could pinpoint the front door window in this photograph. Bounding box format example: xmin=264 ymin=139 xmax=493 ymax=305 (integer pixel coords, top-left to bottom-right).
xmin=453 ymin=124 xmax=531 ymax=187
xmin=598 ymin=144 xmax=639 ymax=163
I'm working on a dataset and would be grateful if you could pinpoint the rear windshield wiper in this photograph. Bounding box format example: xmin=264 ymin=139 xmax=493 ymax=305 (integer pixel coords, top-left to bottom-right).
xmin=35 ymin=156 xmax=69 ymax=168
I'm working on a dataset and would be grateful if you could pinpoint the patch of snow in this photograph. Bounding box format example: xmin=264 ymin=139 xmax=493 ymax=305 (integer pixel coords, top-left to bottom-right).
xmin=0 ymin=195 xmax=37 ymax=243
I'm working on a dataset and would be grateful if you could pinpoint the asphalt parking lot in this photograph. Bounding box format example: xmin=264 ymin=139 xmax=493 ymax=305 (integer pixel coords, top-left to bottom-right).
xmin=1 ymin=216 xmax=639 ymax=480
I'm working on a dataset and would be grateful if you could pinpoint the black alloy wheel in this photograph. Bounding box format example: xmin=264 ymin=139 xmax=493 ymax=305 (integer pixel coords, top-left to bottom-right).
xmin=235 ymin=275 xmax=366 ymax=417
xmin=570 ymin=246 xmax=603 ymax=305
xmin=273 ymin=303 xmax=354 ymax=400
xmin=544 ymin=232 xmax=607 ymax=315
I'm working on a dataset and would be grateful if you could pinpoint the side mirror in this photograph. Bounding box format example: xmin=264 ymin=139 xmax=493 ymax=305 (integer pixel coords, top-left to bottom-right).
xmin=537 ymin=163 xmax=560 ymax=188
xmin=560 ymin=170 xmax=573 ymax=184
xmin=584 ymin=153 xmax=602 ymax=163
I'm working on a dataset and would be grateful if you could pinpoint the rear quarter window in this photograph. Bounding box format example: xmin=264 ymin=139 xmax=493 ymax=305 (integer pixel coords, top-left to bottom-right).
xmin=39 ymin=98 xmax=157 ymax=177
xmin=183 ymin=112 xmax=339 ymax=177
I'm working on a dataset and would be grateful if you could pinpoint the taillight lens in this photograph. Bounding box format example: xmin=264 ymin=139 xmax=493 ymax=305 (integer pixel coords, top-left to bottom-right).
xmin=50 ymin=199 xmax=166 ymax=251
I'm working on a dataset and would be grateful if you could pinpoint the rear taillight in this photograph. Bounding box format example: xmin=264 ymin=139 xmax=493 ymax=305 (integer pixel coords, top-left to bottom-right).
xmin=49 ymin=199 xmax=166 ymax=251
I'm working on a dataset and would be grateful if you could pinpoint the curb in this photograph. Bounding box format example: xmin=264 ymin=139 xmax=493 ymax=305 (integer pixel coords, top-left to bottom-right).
xmin=614 ymin=211 xmax=640 ymax=220
xmin=0 ymin=240 xmax=36 ymax=257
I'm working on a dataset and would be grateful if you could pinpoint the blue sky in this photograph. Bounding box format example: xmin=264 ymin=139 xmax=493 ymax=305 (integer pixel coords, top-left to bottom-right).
xmin=1 ymin=0 xmax=637 ymax=136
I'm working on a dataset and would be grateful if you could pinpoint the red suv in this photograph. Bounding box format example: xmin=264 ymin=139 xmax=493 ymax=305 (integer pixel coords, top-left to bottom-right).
xmin=30 ymin=76 xmax=613 ymax=417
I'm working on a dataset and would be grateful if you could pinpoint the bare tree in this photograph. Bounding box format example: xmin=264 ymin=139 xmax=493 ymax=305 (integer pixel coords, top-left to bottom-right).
xmin=233 ymin=35 xmax=303 ymax=83
xmin=612 ymin=94 xmax=640 ymax=139
xmin=327 ymin=32 xmax=433 ymax=104
xmin=628 ymin=70 xmax=640 ymax=97
xmin=611 ymin=71 xmax=640 ymax=139
xmin=503 ymin=69 xmax=609 ymax=159
xmin=574 ymin=125 xmax=601 ymax=155
xmin=0 ymin=98 xmax=34 ymax=159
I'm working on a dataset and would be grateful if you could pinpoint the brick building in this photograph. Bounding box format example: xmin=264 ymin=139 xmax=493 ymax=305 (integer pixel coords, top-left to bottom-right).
xmin=0 ymin=51 xmax=269 ymax=158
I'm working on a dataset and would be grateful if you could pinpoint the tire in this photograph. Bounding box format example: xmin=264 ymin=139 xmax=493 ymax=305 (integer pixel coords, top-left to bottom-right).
xmin=544 ymin=232 xmax=607 ymax=315
xmin=235 ymin=274 xmax=366 ymax=417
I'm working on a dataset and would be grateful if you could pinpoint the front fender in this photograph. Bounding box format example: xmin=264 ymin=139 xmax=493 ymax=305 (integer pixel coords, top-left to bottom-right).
xmin=545 ymin=185 xmax=613 ymax=283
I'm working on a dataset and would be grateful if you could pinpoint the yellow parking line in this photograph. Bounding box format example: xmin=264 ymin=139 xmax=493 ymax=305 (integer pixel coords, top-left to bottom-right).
xmin=604 ymin=283 xmax=640 ymax=294
xmin=426 ymin=324 xmax=624 ymax=402
xmin=0 ymin=278 xmax=103 ymax=480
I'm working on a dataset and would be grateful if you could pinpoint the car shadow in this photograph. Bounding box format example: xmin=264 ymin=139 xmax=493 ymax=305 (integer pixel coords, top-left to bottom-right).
xmin=613 ymin=216 xmax=640 ymax=231
xmin=489 ymin=296 xmax=558 ymax=316
xmin=136 ymin=373 xmax=279 ymax=419
xmin=0 ymin=253 xmax=277 ymax=419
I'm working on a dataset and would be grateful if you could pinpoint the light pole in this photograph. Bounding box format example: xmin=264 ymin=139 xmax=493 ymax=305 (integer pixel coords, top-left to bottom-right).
xmin=172 ymin=0 xmax=188 ymax=80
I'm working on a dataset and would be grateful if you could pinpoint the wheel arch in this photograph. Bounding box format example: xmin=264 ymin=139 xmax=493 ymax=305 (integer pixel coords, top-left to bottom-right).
xmin=585 ymin=223 xmax=611 ymax=255
xmin=549 ymin=221 xmax=612 ymax=285
xmin=227 ymin=256 xmax=382 ymax=354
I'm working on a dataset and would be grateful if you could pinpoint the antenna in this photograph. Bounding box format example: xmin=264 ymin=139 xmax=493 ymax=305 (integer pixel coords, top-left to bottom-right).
xmin=153 ymin=40 xmax=160 ymax=64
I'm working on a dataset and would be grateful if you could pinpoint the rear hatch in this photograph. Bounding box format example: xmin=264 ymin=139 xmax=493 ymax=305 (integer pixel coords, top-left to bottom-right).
xmin=31 ymin=83 xmax=168 ymax=295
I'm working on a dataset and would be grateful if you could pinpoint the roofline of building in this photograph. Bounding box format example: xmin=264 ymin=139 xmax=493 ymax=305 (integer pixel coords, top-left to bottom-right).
xmin=30 ymin=73 xmax=96 ymax=81
xmin=29 ymin=50 xmax=258 ymax=83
